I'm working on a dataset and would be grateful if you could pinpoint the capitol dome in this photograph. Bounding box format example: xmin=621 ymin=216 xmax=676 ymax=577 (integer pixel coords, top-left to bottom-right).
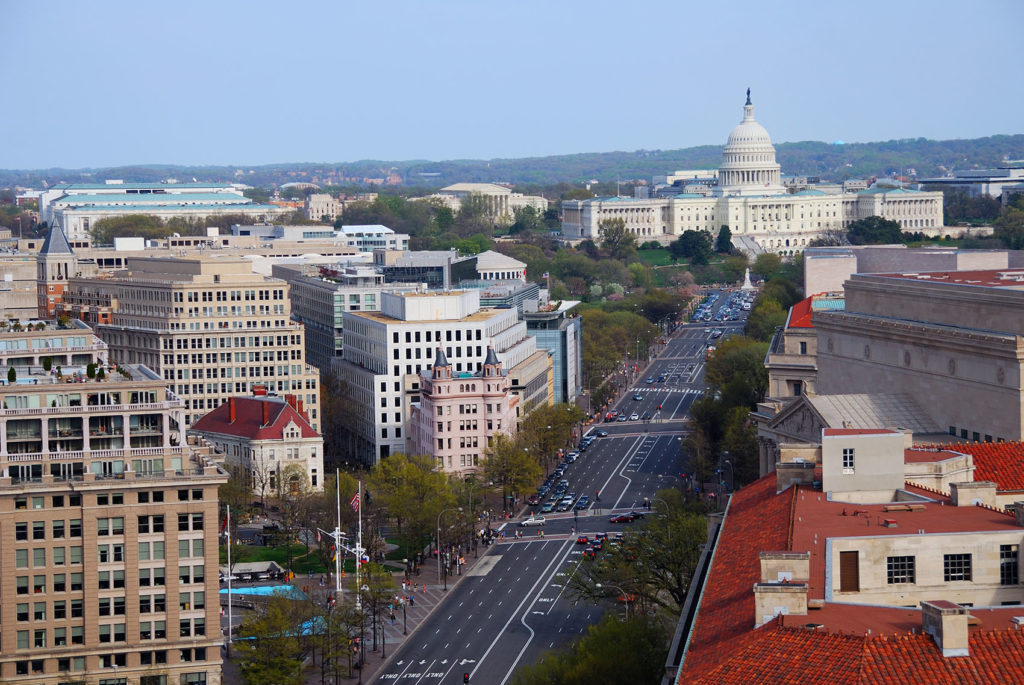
xmin=716 ymin=90 xmax=784 ymax=196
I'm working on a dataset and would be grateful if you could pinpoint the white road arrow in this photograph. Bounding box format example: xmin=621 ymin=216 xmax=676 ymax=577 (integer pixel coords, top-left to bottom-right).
xmin=441 ymin=660 xmax=448 ymax=664
xmin=419 ymin=659 xmax=427 ymax=665
xmin=460 ymin=659 xmax=477 ymax=665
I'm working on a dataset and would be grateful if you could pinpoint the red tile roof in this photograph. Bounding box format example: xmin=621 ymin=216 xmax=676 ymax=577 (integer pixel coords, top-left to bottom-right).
xmin=787 ymin=295 xmax=815 ymax=328
xmin=678 ymin=474 xmax=1024 ymax=684
xmin=688 ymin=621 xmax=1024 ymax=684
xmin=936 ymin=441 xmax=1024 ymax=492
xmin=679 ymin=474 xmax=795 ymax=678
xmin=904 ymin=447 xmax=965 ymax=463
xmin=190 ymin=396 xmax=319 ymax=441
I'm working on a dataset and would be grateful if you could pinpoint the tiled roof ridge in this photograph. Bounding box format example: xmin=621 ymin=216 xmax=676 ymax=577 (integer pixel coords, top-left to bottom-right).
xmin=904 ymin=480 xmax=948 ymax=497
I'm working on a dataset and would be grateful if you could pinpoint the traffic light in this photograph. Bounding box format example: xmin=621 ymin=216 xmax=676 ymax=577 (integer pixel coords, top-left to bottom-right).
xmin=464 ymin=673 xmax=470 ymax=683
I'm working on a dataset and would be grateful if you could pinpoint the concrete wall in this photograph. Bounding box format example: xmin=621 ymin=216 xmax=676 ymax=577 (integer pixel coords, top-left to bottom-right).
xmin=822 ymin=431 xmax=906 ymax=496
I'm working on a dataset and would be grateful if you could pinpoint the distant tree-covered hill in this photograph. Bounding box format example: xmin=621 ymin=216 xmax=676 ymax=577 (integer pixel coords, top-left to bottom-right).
xmin=3 ymin=134 xmax=1022 ymax=190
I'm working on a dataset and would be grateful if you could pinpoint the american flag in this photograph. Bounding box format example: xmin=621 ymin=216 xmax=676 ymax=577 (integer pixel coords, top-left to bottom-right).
xmin=542 ymin=272 xmax=550 ymax=279
xmin=349 ymin=492 xmax=360 ymax=512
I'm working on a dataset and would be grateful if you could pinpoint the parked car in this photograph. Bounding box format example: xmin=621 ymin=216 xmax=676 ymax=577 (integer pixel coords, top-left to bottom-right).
xmin=596 ymin=430 xmax=609 ymax=437
xmin=527 ymin=494 xmax=541 ymax=505
xmin=541 ymin=502 xmax=555 ymax=513
xmin=629 ymin=413 xmax=639 ymax=421
xmin=519 ymin=516 xmax=546 ymax=527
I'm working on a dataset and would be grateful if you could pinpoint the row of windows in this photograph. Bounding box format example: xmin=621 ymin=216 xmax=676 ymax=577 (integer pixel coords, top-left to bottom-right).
xmin=394 ymin=328 xmax=482 ymax=344
xmin=163 ymin=333 xmax=301 ymax=350
xmin=886 ymin=547 xmax=1018 ymax=585
xmin=15 ymin=564 xmax=205 ymax=594
xmin=948 ymin=425 xmax=1005 ymax=443
xmin=14 ymin=493 xmax=82 ymax=510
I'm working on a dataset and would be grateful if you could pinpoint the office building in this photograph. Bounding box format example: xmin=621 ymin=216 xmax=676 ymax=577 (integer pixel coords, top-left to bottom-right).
xmin=408 ymin=346 xmax=517 ymax=475
xmin=271 ymin=263 xmax=423 ymax=373
xmin=336 ymin=289 xmax=549 ymax=465
xmin=57 ymin=256 xmax=321 ymax=429
xmin=523 ymin=299 xmax=582 ymax=404
xmin=0 ymin=323 xmax=227 ymax=685
xmin=39 ymin=182 xmax=288 ymax=243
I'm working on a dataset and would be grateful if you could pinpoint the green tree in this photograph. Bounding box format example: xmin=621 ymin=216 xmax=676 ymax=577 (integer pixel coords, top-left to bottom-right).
xmin=721 ymin=254 xmax=748 ymax=283
xmin=599 ymin=218 xmax=637 ymax=260
xmin=705 ymin=336 xmax=769 ymax=406
xmin=994 ymin=205 xmax=1024 ymax=249
xmin=7 ymin=366 xmax=15 ymax=384
xmin=42 ymin=357 xmax=52 ymax=372
xmin=367 ymin=453 xmax=455 ymax=555
xmin=715 ymin=225 xmax=733 ymax=253
xmin=510 ymin=615 xmax=668 ymax=685
xmin=751 ymin=253 xmax=783 ymax=280
xmin=509 ymin=205 xmax=542 ymax=234
xmin=90 ymin=213 xmax=172 ymax=244
xmin=483 ymin=433 xmax=543 ymax=506
xmin=235 ymin=594 xmax=308 ymax=685
xmin=744 ymin=297 xmax=786 ymax=342
xmin=846 ymin=215 xmax=904 ymax=245
xmin=669 ymin=230 xmax=713 ymax=265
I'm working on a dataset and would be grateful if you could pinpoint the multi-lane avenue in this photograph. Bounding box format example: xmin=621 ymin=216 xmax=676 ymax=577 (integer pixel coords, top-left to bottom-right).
xmin=374 ymin=292 xmax=750 ymax=684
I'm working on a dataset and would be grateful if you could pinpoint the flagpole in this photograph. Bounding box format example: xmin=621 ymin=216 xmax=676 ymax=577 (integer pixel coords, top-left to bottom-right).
xmin=356 ymin=479 xmax=363 ymax=611
xmin=226 ymin=504 xmax=232 ymax=650
xmin=334 ymin=468 xmax=342 ymax=599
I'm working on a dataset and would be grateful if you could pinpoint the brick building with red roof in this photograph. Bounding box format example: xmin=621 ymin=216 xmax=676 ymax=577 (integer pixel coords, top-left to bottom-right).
xmin=189 ymin=386 xmax=323 ymax=496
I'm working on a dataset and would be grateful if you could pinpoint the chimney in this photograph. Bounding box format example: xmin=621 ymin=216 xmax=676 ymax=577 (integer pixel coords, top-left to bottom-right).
xmin=950 ymin=481 xmax=997 ymax=507
xmin=253 ymin=384 xmax=267 ymax=397
xmin=776 ymin=461 xmax=816 ymax=492
xmin=1014 ymin=501 xmax=1024 ymax=527
xmin=285 ymin=394 xmax=297 ymax=410
xmin=229 ymin=397 xmax=236 ymax=424
xmin=753 ymin=581 xmax=808 ymax=628
xmin=920 ymin=600 xmax=969 ymax=657
xmin=262 ymin=401 xmax=270 ymax=427
xmin=760 ymin=551 xmax=810 ymax=583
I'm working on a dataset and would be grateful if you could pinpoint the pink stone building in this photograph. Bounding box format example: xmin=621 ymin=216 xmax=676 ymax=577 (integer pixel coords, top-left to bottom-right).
xmin=409 ymin=345 xmax=518 ymax=476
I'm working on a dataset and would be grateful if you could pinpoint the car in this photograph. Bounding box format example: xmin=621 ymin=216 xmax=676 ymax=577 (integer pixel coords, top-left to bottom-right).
xmin=519 ymin=516 xmax=546 ymax=527
xmin=657 ymin=375 xmax=666 ymax=382
xmin=594 ymin=532 xmax=608 ymax=541
xmin=629 ymin=413 xmax=639 ymax=421
xmin=609 ymin=514 xmax=635 ymax=523
xmin=627 ymin=511 xmax=647 ymax=519
xmin=645 ymin=377 xmax=654 ymax=384
xmin=526 ymin=494 xmax=541 ymax=505
xmin=617 ymin=414 xmax=628 ymax=422
xmin=574 ymin=499 xmax=589 ymax=511
xmin=541 ymin=502 xmax=555 ymax=513
xmin=576 ymin=535 xmax=590 ymax=545
xmin=641 ymin=412 xmax=651 ymax=420
xmin=556 ymin=501 xmax=572 ymax=512
xmin=566 ymin=453 xmax=577 ymax=463
xmin=583 ymin=546 xmax=596 ymax=558
xmin=596 ymin=430 xmax=609 ymax=437
xmin=633 ymin=393 xmax=644 ymax=401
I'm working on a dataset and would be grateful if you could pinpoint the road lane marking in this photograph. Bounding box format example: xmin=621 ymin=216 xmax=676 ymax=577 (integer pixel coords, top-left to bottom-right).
xmin=470 ymin=539 xmax=570 ymax=683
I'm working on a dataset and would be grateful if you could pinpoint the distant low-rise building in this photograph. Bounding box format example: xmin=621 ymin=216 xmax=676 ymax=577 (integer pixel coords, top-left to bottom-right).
xmin=305 ymin=193 xmax=343 ymax=223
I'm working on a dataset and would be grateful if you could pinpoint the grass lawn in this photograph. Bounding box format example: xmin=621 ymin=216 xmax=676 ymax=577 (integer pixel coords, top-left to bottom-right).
xmin=637 ymin=248 xmax=674 ymax=267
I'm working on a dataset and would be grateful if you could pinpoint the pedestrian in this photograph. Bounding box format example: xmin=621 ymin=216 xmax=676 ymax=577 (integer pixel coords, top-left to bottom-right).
xmin=401 ymin=581 xmax=406 ymax=592
xmin=409 ymin=594 xmax=415 ymax=607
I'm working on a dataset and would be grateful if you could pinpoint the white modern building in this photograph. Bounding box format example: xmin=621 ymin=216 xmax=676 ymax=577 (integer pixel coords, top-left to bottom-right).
xmin=40 ymin=182 xmax=288 ymax=242
xmin=562 ymin=92 xmax=944 ymax=255
xmin=335 ymin=289 xmax=549 ymax=465
xmin=337 ymin=225 xmax=410 ymax=252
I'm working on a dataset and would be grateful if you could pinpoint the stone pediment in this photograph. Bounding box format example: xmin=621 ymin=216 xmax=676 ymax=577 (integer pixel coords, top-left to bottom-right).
xmin=769 ymin=399 xmax=824 ymax=443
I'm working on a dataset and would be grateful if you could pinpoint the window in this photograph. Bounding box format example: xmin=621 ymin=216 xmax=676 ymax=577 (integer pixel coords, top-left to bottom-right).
xmin=16 ymin=522 xmax=27 ymax=540
xmin=799 ymin=341 xmax=807 ymax=355
xmin=886 ymin=556 xmax=915 ymax=584
xmin=17 ymin=603 xmax=29 ymax=621
xmin=944 ymin=553 xmax=972 ymax=582
xmin=16 ymin=549 xmax=28 ymax=568
xmin=842 ymin=448 xmax=855 ymax=473
xmin=1001 ymin=544 xmax=1019 ymax=586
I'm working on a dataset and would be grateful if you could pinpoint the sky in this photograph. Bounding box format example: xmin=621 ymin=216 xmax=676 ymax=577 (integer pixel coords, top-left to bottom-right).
xmin=2 ymin=0 xmax=1022 ymax=170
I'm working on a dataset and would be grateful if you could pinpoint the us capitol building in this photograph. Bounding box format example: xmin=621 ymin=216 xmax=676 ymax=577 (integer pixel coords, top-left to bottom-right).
xmin=561 ymin=91 xmax=944 ymax=254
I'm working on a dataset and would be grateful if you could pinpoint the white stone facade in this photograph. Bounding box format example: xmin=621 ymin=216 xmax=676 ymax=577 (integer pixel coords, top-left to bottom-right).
xmin=561 ymin=95 xmax=944 ymax=254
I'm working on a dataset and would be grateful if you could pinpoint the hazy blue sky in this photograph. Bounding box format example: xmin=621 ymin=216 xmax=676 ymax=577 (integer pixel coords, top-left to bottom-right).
xmin=2 ymin=0 xmax=1021 ymax=169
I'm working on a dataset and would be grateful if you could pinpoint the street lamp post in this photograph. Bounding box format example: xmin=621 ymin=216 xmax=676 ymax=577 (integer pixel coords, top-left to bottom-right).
xmin=437 ymin=507 xmax=461 ymax=592
xmin=596 ymin=582 xmax=630 ymax=620
xmin=401 ymin=596 xmax=407 ymax=635
xmin=635 ymin=339 xmax=640 ymax=375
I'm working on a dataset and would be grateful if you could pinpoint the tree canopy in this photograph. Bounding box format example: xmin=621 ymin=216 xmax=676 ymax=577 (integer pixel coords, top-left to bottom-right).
xmin=669 ymin=230 xmax=713 ymax=264
xmin=846 ymin=215 xmax=904 ymax=245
